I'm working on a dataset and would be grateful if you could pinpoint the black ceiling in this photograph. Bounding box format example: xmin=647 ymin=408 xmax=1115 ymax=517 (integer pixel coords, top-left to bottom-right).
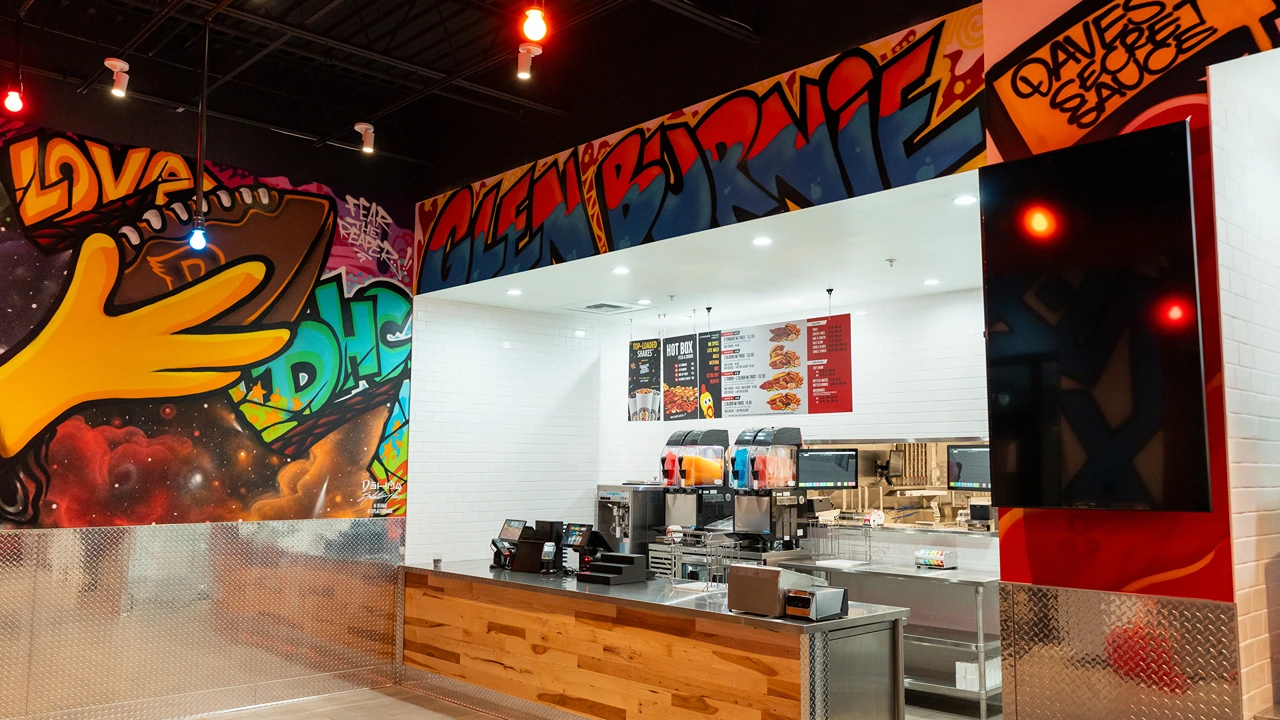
xmin=1 ymin=0 xmax=977 ymax=213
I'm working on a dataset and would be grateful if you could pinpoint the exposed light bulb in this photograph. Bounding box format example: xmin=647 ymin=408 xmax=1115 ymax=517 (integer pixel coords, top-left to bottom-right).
xmin=522 ymin=8 xmax=547 ymax=42
xmin=189 ymin=227 xmax=207 ymax=250
xmin=3 ymin=90 xmax=21 ymax=113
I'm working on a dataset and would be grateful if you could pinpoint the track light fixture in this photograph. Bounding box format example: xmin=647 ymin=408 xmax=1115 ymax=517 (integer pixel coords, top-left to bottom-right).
xmin=354 ymin=122 xmax=375 ymax=153
xmin=517 ymin=43 xmax=542 ymax=80
xmin=104 ymin=58 xmax=130 ymax=97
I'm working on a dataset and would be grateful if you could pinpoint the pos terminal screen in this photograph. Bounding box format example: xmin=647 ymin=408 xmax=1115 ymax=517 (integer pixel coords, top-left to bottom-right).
xmin=947 ymin=446 xmax=991 ymax=491
xmin=562 ymin=523 xmax=592 ymax=550
xmin=499 ymin=519 xmax=526 ymax=541
xmin=797 ymin=449 xmax=859 ymax=488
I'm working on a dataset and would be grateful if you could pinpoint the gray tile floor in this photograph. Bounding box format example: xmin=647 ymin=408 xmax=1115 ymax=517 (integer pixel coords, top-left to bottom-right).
xmin=216 ymin=687 xmax=498 ymax=720
xmin=215 ymin=686 xmax=998 ymax=720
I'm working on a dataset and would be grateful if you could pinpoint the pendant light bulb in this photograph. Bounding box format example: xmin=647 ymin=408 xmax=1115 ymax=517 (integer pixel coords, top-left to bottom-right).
xmin=522 ymin=8 xmax=547 ymax=42
xmin=189 ymin=224 xmax=207 ymax=250
xmin=3 ymin=90 xmax=21 ymax=113
xmin=354 ymin=123 xmax=375 ymax=154
xmin=104 ymin=58 xmax=130 ymax=98
xmin=517 ymin=43 xmax=542 ymax=80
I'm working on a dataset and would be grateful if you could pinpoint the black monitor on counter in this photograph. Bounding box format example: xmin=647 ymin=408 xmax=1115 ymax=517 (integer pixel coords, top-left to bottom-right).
xmin=980 ymin=122 xmax=1210 ymax=512
xmin=562 ymin=523 xmax=592 ymax=550
xmin=947 ymin=445 xmax=991 ymax=491
xmin=797 ymin=449 xmax=858 ymax=489
xmin=498 ymin=519 xmax=526 ymax=541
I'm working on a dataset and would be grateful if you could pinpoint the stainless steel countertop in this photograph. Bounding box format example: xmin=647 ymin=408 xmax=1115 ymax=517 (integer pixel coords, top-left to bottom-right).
xmin=403 ymin=561 xmax=910 ymax=636
xmin=778 ymin=559 xmax=1001 ymax=587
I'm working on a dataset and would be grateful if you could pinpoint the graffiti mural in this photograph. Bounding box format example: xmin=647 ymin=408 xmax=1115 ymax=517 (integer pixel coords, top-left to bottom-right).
xmin=0 ymin=123 xmax=412 ymax=528
xmin=415 ymin=5 xmax=986 ymax=293
xmin=987 ymin=0 xmax=1280 ymax=159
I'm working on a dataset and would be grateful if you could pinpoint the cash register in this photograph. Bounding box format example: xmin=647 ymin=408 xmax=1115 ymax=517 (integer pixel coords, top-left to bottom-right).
xmin=490 ymin=519 xmax=527 ymax=569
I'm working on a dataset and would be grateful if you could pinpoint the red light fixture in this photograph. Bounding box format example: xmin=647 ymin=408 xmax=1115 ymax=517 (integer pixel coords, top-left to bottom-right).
xmin=1021 ymin=205 xmax=1059 ymax=242
xmin=6 ymin=16 xmax=24 ymax=114
xmin=1155 ymin=296 xmax=1194 ymax=332
xmin=518 ymin=5 xmax=546 ymax=80
xmin=522 ymin=7 xmax=547 ymax=42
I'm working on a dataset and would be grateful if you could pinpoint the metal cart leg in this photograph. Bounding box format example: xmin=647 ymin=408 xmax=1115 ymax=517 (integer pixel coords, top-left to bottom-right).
xmin=895 ymin=618 xmax=906 ymax=720
xmin=976 ymin=585 xmax=987 ymax=720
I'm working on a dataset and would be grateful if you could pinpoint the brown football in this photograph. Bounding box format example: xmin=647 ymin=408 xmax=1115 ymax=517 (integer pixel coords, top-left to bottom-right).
xmin=110 ymin=185 xmax=334 ymax=326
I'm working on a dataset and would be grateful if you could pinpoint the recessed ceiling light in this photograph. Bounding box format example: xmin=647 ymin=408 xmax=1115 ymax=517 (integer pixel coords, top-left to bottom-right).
xmin=612 ymin=266 xmax=629 ymax=275
xmin=855 ymin=309 xmax=868 ymax=317
xmin=923 ymin=279 xmax=940 ymax=286
xmin=574 ymin=330 xmax=586 ymax=338
xmin=753 ymin=236 xmax=772 ymax=246
xmin=680 ymin=315 xmax=691 ymax=320
xmin=953 ymin=195 xmax=977 ymax=206
xmin=787 ymin=299 xmax=801 ymax=306
xmin=506 ymin=289 xmax=522 ymax=296
xmin=637 ymin=299 xmax=652 ymax=305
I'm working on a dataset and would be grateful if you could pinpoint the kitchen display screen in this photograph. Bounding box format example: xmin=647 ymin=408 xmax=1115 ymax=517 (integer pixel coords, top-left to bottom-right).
xmin=797 ymin=449 xmax=858 ymax=489
xmin=947 ymin=446 xmax=991 ymax=491
xmin=980 ymin=122 xmax=1211 ymax=512
xmin=499 ymin=519 xmax=526 ymax=541
xmin=562 ymin=523 xmax=592 ymax=549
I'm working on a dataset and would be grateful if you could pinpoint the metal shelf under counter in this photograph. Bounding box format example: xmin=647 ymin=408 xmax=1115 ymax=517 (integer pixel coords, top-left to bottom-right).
xmin=904 ymin=671 xmax=1003 ymax=702
xmin=780 ymin=559 xmax=1002 ymax=720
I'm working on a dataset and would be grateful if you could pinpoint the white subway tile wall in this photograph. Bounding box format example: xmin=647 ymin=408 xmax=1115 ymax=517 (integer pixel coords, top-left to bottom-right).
xmin=1211 ymin=54 xmax=1280 ymax=719
xmin=407 ymin=289 xmax=989 ymax=565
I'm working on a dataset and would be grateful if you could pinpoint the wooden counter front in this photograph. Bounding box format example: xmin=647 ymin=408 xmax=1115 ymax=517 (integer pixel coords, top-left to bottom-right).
xmin=403 ymin=571 xmax=802 ymax=720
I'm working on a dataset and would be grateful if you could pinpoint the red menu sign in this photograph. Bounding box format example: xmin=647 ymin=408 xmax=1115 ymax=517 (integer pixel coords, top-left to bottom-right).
xmin=805 ymin=315 xmax=853 ymax=414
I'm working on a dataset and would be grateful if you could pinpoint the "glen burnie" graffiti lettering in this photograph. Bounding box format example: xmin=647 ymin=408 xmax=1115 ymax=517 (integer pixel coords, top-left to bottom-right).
xmin=416 ymin=10 xmax=985 ymax=293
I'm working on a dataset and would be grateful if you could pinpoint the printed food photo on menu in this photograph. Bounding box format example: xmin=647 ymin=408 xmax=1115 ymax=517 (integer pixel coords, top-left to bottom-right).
xmin=663 ymin=383 xmax=698 ymax=418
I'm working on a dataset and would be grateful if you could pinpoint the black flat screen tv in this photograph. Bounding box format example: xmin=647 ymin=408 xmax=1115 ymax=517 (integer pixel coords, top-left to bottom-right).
xmin=979 ymin=122 xmax=1211 ymax=512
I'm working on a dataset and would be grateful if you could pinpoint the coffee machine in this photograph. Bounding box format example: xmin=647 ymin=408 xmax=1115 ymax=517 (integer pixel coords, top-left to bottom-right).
xmin=661 ymin=430 xmax=733 ymax=530
xmin=596 ymin=483 xmax=665 ymax=558
xmin=730 ymin=427 xmax=805 ymax=551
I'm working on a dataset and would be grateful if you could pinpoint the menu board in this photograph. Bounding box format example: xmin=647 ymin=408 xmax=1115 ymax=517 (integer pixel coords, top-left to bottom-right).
xmin=697 ymin=331 xmax=722 ymax=420
xmin=806 ymin=315 xmax=853 ymax=413
xmin=633 ymin=315 xmax=852 ymax=421
xmin=662 ymin=334 xmax=699 ymax=420
xmin=721 ymin=315 xmax=852 ymax=418
xmin=627 ymin=338 xmax=661 ymax=421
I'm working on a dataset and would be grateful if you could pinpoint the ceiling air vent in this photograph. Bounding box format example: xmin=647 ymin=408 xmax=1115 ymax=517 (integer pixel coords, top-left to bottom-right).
xmin=559 ymin=299 xmax=652 ymax=316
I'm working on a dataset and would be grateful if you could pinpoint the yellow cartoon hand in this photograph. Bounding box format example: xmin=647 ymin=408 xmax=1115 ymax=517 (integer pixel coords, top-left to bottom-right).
xmin=0 ymin=233 xmax=291 ymax=457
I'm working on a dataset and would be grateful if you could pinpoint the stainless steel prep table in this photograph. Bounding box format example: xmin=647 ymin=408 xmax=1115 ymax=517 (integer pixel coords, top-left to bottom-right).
xmin=780 ymin=559 xmax=1002 ymax=719
xmin=400 ymin=561 xmax=911 ymax=720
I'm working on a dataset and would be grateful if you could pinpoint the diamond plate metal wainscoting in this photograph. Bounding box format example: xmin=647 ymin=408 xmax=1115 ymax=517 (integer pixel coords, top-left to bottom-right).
xmin=0 ymin=518 xmax=404 ymax=720
xmin=1000 ymin=582 xmax=1242 ymax=720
